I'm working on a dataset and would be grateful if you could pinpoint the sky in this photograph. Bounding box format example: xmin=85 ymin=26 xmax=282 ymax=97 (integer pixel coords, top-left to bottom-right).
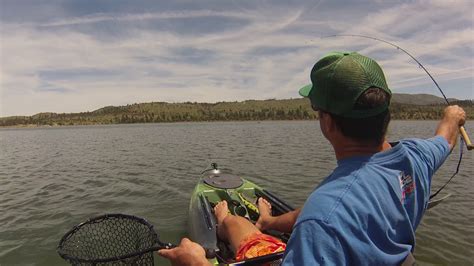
xmin=0 ymin=0 xmax=472 ymax=117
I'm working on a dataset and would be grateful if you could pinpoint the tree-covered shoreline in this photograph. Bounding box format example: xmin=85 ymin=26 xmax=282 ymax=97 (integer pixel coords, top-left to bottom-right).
xmin=1 ymin=98 xmax=472 ymax=127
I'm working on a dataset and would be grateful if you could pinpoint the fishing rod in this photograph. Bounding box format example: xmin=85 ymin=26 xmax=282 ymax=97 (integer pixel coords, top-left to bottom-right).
xmin=322 ymin=34 xmax=472 ymax=200
xmin=322 ymin=34 xmax=473 ymax=149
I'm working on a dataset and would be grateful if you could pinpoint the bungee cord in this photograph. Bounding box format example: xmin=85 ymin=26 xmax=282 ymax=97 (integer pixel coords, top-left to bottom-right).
xmin=321 ymin=34 xmax=472 ymax=200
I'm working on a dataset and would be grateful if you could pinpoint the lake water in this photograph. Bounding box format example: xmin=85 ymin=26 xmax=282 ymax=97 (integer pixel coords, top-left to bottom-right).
xmin=0 ymin=121 xmax=473 ymax=265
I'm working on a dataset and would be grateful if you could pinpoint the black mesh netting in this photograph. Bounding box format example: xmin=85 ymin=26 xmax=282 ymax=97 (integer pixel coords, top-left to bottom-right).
xmin=58 ymin=214 xmax=158 ymax=265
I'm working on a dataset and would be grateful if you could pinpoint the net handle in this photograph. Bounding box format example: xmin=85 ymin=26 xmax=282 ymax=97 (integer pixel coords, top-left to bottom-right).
xmin=59 ymin=244 xmax=175 ymax=264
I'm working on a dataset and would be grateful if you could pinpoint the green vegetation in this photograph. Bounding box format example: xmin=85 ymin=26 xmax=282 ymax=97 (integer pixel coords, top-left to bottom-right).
xmin=0 ymin=98 xmax=472 ymax=127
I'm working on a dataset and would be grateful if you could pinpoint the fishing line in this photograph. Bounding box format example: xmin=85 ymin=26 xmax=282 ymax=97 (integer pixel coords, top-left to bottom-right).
xmin=429 ymin=138 xmax=464 ymax=199
xmin=321 ymin=34 xmax=470 ymax=200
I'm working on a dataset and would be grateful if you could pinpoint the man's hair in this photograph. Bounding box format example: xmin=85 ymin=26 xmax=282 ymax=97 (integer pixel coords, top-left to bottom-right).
xmin=325 ymin=87 xmax=391 ymax=145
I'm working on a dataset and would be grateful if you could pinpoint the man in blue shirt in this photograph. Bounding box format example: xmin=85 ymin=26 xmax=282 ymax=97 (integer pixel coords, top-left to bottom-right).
xmin=159 ymin=52 xmax=466 ymax=265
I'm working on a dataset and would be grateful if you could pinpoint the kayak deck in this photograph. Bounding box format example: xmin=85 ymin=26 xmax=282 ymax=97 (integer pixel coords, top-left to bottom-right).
xmin=188 ymin=165 xmax=293 ymax=265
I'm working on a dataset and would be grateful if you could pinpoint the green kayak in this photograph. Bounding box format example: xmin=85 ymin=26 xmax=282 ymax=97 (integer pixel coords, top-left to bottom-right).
xmin=188 ymin=163 xmax=294 ymax=265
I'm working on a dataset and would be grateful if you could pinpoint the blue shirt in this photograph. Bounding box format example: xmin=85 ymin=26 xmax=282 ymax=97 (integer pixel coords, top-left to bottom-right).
xmin=282 ymin=136 xmax=450 ymax=265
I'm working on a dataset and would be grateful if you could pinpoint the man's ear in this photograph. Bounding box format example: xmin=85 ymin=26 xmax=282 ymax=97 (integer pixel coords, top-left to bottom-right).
xmin=323 ymin=113 xmax=338 ymax=133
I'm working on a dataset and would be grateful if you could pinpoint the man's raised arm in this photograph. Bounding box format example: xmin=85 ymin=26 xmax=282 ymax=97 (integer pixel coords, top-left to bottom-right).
xmin=435 ymin=105 xmax=466 ymax=150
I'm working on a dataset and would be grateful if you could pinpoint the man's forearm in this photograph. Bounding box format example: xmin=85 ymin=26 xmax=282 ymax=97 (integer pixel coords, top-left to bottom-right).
xmin=264 ymin=208 xmax=301 ymax=233
xmin=436 ymin=117 xmax=459 ymax=150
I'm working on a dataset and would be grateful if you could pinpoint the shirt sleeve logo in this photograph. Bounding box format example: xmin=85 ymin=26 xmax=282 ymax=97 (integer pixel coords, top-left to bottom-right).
xmin=399 ymin=172 xmax=415 ymax=203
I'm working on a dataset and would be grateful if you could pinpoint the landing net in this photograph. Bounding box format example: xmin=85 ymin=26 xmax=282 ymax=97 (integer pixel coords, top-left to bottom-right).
xmin=58 ymin=214 xmax=158 ymax=265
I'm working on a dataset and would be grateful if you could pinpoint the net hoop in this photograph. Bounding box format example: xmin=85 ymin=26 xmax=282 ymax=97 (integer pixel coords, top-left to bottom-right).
xmin=57 ymin=213 xmax=160 ymax=264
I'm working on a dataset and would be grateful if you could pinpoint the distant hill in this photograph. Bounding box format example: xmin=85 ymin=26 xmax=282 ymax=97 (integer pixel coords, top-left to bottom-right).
xmin=0 ymin=93 xmax=472 ymax=127
xmin=391 ymin=93 xmax=457 ymax=105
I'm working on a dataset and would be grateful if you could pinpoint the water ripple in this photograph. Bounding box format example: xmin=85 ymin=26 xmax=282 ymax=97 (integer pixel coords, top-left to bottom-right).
xmin=0 ymin=121 xmax=472 ymax=265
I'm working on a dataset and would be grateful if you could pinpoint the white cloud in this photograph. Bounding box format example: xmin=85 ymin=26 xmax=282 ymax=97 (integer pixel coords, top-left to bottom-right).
xmin=0 ymin=0 xmax=472 ymax=116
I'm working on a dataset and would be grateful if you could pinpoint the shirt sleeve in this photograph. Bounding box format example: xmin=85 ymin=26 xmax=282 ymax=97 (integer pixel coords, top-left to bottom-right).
xmin=282 ymin=219 xmax=347 ymax=266
xmin=406 ymin=136 xmax=450 ymax=177
xmin=404 ymin=136 xmax=450 ymax=198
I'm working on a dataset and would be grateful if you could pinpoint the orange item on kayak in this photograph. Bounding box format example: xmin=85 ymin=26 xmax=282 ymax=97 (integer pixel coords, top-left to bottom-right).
xmin=235 ymin=233 xmax=286 ymax=261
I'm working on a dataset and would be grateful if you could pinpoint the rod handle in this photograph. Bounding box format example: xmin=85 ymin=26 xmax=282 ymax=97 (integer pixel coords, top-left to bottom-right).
xmin=460 ymin=126 xmax=473 ymax=150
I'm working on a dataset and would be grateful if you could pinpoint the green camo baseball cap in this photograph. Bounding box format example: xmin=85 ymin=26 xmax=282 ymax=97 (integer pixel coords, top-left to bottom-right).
xmin=299 ymin=52 xmax=391 ymax=118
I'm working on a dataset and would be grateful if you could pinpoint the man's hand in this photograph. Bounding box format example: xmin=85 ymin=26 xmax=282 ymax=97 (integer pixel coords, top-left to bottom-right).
xmin=436 ymin=105 xmax=466 ymax=149
xmin=158 ymin=238 xmax=211 ymax=266
xmin=443 ymin=105 xmax=466 ymax=126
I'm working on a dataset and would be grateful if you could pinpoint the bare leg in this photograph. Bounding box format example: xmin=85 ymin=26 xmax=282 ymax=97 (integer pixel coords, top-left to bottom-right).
xmin=255 ymin=198 xmax=272 ymax=231
xmin=214 ymin=201 xmax=261 ymax=252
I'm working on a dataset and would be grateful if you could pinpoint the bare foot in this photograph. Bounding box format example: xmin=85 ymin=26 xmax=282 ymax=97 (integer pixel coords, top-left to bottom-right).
xmin=214 ymin=201 xmax=229 ymax=225
xmin=255 ymin=198 xmax=272 ymax=230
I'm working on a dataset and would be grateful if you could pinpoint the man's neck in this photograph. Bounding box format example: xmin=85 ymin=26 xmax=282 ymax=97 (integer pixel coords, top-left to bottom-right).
xmin=333 ymin=140 xmax=392 ymax=161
